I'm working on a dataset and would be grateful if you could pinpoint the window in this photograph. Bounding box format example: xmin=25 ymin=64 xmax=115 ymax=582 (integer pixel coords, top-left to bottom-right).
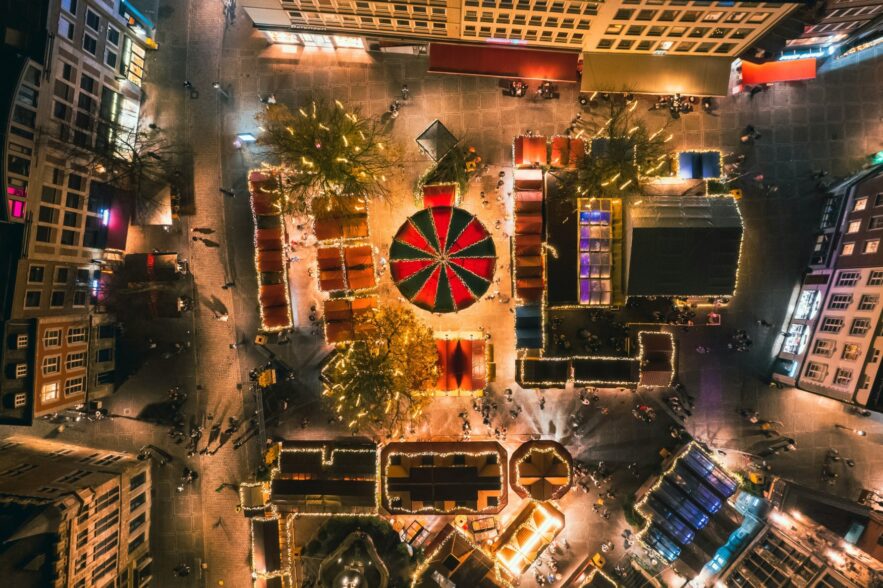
xmin=85 ymin=8 xmax=100 ymax=31
xmin=43 ymin=328 xmax=62 ymax=347
xmin=55 ymin=268 xmax=70 ymax=283
xmin=1 ymin=463 xmax=37 ymax=477
xmin=73 ymin=290 xmax=87 ymax=307
xmin=842 ymin=344 xmax=862 ymax=361
xmin=804 ymin=361 xmax=827 ymax=381
xmin=59 ymin=15 xmax=76 ymax=40
xmin=55 ymin=469 xmax=90 ymax=484
xmin=66 ymin=193 xmax=82 ymax=209
xmin=42 ymin=356 xmax=60 ymax=375
xmin=850 ymin=318 xmax=871 ymax=336
xmin=828 ymin=294 xmax=852 ymax=310
xmin=28 ymin=265 xmax=45 ymax=283
xmin=876 ymin=193 xmax=883 ymax=207
xmin=14 ymin=393 xmax=26 ymax=408
xmin=870 ymin=216 xmax=883 ymax=230
xmin=67 ymin=326 xmax=87 ymax=344
xmin=107 ymin=26 xmax=120 ymax=47
xmin=80 ymin=74 xmax=96 ymax=94
xmin=36 ymin=226 xmax=54 ymax=243
xmin=83 ymin=34 xmax=98 ymax=56
xmin=66 ymin=352 xmax=86 ymax=370
xmin=869 ymin=271 xmax=883 ymax=286
xmin=834 ymin=368 xmax=853 ymax=387
xmin=854 ymin=198 xmax=868 ymax=212
xmin=41 ymin=382 xmax=59 ymax=403
xmin=129 ymin=512 xmax=146 ymax=535
xmin=130 ymin=472 xmax=147 ymax=491
xmin=64 ymin=376 xmax=85 ymax=396
xmin=15 ymin=363 xmax=28 ymax=378
xmin=842 ymin=242 xmax=855 ymax=256
xmin=847 ymin=220 xmax=862 ymax=233
xmin=837 ymin=271 xmax=861 ymax=287
xmin=864 ymin=240 xmax=880 ymax=254
xmin=60 ymin=230 xmax=77 ymax=246
xmin=820 ymin=317 xmax=844 ymax=333
xmin=16 ymin=334 xmax=28 ymax=349
xmin=859 ymin=295 xmax=878 ymax=311
xmin=50 ymin=291 xmax=65 ymax=308
xmin=61 ymin=0 xmax=77 ymax=14
xmin=24 ymin=291 xmax=41 ymax=308
xmin=130 ymin=492 xmax=146 ymax=512
xmin=811 ymin=339 xmax=835 ymax=357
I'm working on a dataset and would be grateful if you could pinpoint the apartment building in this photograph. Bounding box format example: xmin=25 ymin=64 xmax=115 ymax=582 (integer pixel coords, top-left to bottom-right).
xmin=2 ymin=0 xmax=153 ymax=319
xmin=0 ymin=435 xmax=152 ymax=588
xmin=242 ymin=0 xmax=795 ymax=93
xmin=785 ymin=0 xmax=883 ymax=53
xmin=774 ymin=165 xmax=883 ymax=411
xmin=0 ymin=0 xmax=150 ymax=420
xmin=244 ymin=0 xmax=795 ymax=55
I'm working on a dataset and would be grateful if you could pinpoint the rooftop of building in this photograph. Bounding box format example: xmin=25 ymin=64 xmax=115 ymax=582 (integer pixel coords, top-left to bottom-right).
xmin=625 ymin=196 xmax=743 ymax=297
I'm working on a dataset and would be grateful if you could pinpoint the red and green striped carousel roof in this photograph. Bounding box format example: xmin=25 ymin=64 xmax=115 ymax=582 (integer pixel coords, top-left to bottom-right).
xmin=390 ymin=207 xmax=496 ymax=313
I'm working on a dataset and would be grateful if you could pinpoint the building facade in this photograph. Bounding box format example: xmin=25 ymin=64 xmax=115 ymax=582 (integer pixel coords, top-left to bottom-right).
xmin=785 ymin=0 xmax=883 ymax=54
xmin=242 ymin=0 xmax=796 ymax=60
xmin=774 ymin=166 xmax=883 ymax=411
xmin=0 ymin=435 xmax=152 ymax=588
xmin=0 ymin=0 xmax=149 ymax=423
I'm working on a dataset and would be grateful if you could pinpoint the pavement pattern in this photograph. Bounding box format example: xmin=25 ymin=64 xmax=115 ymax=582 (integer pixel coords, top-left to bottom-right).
xmin=2 ymin=2 xmax=882 ymax=586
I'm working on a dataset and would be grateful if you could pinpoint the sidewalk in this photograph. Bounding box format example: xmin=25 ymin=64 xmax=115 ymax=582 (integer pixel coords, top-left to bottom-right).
xmin=139 ymin=1 xmax=254 ymax=586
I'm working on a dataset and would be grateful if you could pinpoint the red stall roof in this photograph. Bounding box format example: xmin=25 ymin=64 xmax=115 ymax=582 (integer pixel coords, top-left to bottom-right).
xmin=429 ymin=43 xmax=579 ymax=83
xmin=742 ymin=58 xmax=816 ymax=85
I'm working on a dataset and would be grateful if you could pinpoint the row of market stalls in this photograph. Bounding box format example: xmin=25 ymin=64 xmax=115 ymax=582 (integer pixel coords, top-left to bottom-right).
xmin=241 ymin=438 xmax=574 ymax=587
xmin=507 ymin=132 xmax=741 ymax=389
xmin=249 ymin=170 xmax=293 ymax=333
xmin=312 ymin=195 xmax=380 ymax=343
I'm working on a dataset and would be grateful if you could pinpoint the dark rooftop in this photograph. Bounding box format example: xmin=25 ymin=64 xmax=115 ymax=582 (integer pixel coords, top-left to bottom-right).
xmin=625 ymin=196 xmax=742 ymax=297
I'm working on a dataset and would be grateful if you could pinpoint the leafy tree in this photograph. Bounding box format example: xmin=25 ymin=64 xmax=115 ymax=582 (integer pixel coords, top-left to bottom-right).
xmin=256 ymin=100 xmax=395 ymax=215
xmin=566 ymin=98 xmax=672 ymax=199
xmin=322 ymin=306 xmax=438 ymax=436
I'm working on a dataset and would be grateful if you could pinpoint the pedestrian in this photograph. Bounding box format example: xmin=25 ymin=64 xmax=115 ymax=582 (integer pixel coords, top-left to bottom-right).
xmin=221 ymin=281 xmax=235 ymax=289
xmin=183 ymin=80 xmax=193 ymax=89
xmin=219 ymin=187 xmax=235 ymax=197
xmin=401 ymin=84 xmax=409 ymax=100
xmin=148 ymin=122 xmax=159 ymax=130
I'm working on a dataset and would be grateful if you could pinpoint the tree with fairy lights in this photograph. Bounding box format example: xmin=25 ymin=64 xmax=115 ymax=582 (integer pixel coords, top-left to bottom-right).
xmin=322 ymin=306 xmax=438 ymax=436
xmin=256 ymin=100 xmax=395 ymax=215
xmin=564 ymin=97 xmax=672 ymax=200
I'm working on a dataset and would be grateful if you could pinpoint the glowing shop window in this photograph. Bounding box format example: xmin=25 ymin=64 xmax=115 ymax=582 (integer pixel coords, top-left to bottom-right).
xmin=333 ymin=35 xmax=365 ymax=49
xmin=299 ymin=33 xmax=334 ymax=48
xmin=782 ymin=323 xmax=807 ymax=355
xmin=8 ymin=200 xmax=26 ymax=219
xmin=793 ymin=289 xmax=820 ymax=320
xmin=266 ymin=31 xmax=300 ymax=45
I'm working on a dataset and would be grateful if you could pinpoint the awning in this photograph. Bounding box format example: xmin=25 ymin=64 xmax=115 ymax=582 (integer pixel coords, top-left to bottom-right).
xmin=430 ymin=43 xmax=579 ymax=83
xmin=741 ymin=58 xmax=816 ymax=85
xmin=580 ymin=53 xmax=733 ymax=97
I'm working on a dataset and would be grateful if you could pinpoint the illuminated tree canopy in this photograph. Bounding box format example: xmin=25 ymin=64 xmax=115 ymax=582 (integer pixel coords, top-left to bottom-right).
xmin=322 ymin=306 xmax=438 ymax=436
xmin=256 ymin=100 xmax=395 ymax=215
xmin=568 ymin=98 xmax=672 ymax=198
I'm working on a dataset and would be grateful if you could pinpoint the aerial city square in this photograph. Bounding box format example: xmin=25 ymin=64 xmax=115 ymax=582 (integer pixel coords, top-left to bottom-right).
xmin=1 ymin=0 xmax=883 ymax=587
